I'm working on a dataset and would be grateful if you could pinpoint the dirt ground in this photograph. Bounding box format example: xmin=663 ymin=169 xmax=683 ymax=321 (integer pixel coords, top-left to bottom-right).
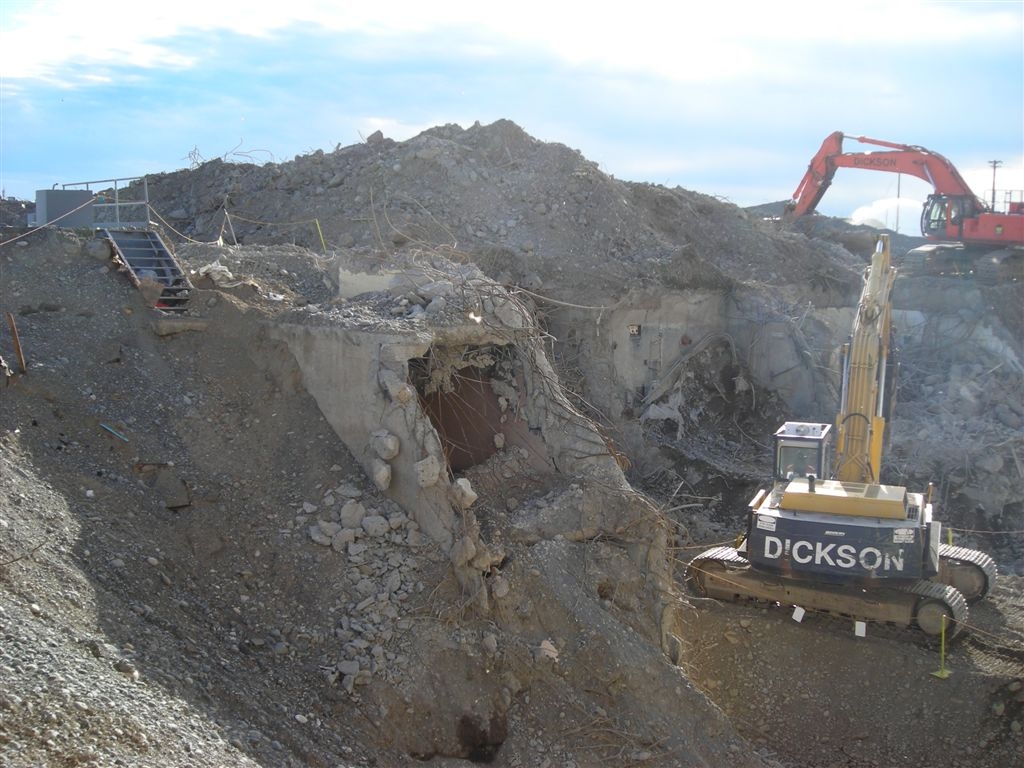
xmin=1 ymin=120 xmax=1022 ymax=768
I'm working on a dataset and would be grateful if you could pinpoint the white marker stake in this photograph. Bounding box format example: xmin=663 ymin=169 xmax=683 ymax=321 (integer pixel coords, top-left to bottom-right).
xmin=792 ymin=606 xmax=805 ymax=623
xmin=854 ymin=621 xmax=867 ymax=637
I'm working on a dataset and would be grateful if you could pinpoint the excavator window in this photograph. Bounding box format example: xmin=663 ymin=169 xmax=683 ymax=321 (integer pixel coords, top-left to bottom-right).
xmin=922 ymin=196 xmax=947 ymax=234
xmin=949 ymin=199 xmax=962 ymax=224
xmin=780 ymin=446 xmax=817 ymax=479
xmin=922 ymin=195 xmax=966 ymax=236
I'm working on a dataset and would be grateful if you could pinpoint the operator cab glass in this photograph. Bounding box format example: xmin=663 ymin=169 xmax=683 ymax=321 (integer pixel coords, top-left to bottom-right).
xmin=773 ymin=422 xmax=833 ymax=482
xmin=922 ymin=194 xmax=968 ymax=236
xmin=778 ymin=445 xmax=818 ymax=478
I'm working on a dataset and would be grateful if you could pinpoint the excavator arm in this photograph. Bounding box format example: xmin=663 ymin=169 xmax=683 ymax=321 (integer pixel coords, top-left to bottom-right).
xmin=785 ymin=132 xmax=1023 ymax=282
xmin=834 ymin=235 xmax=898 ymax=483
xmin=785 ymin=131 xmax=989 ymax=220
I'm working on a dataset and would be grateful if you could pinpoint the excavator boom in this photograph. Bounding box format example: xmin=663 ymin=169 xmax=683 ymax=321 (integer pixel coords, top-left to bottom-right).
xmin=834 ymin=237 xmax=897 ymax=483
xmin=786 ymin=131 xmax=988 ymax=220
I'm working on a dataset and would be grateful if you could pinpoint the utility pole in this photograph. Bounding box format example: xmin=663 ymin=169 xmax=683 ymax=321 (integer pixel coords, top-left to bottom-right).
xmin=896 ymin=173 xmax=901 ymax=234
xmin=989 ymin=159 xmax=1002 ymax=211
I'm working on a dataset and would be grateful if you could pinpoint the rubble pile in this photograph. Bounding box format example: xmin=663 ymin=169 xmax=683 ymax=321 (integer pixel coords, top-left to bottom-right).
xmin=1 ymin=121 xmax=1022 ymax=768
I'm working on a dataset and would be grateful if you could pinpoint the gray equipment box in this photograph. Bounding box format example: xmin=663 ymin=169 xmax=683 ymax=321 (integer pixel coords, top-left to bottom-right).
xmin=33 ymin=189 xmax=94 ymax=227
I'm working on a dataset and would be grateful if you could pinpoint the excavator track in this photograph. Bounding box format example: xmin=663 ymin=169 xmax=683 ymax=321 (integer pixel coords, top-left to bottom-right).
xmin=973 ymin=248 xmax=1024 ymax=285
xmin=937 ymin=543 xmax=997 ymax=602
xmin=686 ymin=546 xmax=969 ymax=640
xmin=899 ymin=244 xmax=971 ymax=278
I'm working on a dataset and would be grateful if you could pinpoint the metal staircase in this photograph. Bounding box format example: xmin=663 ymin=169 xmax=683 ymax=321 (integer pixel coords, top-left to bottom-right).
xmin=99 ymin=229 xmax=192 ymax=311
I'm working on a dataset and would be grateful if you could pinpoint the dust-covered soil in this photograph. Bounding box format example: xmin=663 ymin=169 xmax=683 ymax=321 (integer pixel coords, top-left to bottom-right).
xmin=0 ymin=229 xmax=764 ymax=768
xmin=2 ymin=120 xmax=1022 ymax=768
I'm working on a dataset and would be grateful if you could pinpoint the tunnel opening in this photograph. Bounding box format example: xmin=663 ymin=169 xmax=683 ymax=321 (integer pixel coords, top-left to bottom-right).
xmin=456 ymin=712 xmax=507 ymax=763
xmin=407 ymin=712 xmax=508 ymax=764
xmin=408 ymin=343 xmax=550 ymax=477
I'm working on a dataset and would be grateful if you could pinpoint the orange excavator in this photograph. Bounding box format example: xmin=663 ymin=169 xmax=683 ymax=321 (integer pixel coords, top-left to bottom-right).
xmin=784 ymin=131 xmax=1023 ymax=282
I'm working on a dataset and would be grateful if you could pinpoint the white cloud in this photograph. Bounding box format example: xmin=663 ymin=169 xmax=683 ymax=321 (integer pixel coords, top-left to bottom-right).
xmin=2 ymin=0 xmax=1019 ymax=88
xmin=1 ymin=0 xmax=1018 ymax=202
xmin=958 ymin=158 xmax=1024 ymax=209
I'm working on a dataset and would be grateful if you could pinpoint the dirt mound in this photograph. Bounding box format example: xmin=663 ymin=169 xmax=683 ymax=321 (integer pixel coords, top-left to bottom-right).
xmin=139 ymin=120 xmax=863 ymax=300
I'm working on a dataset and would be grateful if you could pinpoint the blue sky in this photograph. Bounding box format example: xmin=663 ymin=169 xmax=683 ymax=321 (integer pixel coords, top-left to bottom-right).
xmin=1 ymin=0 xmax=1022 ymax=234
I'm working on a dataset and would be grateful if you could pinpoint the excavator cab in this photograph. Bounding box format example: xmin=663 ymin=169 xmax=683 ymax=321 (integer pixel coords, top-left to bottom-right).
xmin=920 ymin=193 xmax=986 ymax=239
xmin=773 ymin=422 xmax=832 ymax=482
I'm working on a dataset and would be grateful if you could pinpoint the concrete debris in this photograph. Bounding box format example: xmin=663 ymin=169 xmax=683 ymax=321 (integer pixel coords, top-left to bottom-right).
xmin=1 ymin=119 xmax=1020 ymax=768
xmin=414 ymin=455 xmax=441 ymax=487
xmin=450 ymin=535 xmax=477 ymax=568
xmin=360 ymin=514 xmax=389 ymax=537
xmin=339 ymin=499 xmax=367 ymax=528
xmin=449 ymin=477 xmax=478 ymax=509
xmin=370 ymin=429 xmax=400 ymax=460
xmin=535 ymin=639 xmax=559 ymax=663
xmin=371 ymin=457 xmax=392 ymax=490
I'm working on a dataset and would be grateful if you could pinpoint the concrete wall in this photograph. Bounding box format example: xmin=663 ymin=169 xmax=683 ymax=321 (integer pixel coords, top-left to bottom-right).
xmin=606 ymin=291 xmax=727 ymax=403
xmin=735 ymin=303 xmax=837 ymax=417
xmin=549 ymin=287 xmax=836 ymax=422
xmin=267 ymin=322 xmax=460 ymax=547
xmin=268 ymin=313 xmax=628 ymax=552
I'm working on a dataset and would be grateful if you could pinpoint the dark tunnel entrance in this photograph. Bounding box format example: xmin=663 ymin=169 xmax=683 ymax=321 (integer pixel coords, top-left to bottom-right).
xmin=420 ymin=365 xmax=504 ymax=471
xmin=408 ymin=344 xmax=546 ymax=473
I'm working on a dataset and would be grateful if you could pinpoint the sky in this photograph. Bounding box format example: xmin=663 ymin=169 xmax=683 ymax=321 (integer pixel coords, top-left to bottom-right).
xmin=1 ymin=0 xmax=1022 ymax=235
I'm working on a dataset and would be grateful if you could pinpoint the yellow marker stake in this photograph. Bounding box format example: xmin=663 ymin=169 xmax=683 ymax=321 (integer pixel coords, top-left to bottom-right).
xmin=931 ymin=614 xmax=951 ymax=679
xmin=315 ymin=219 xmax=327 ymax=253
xmin=947 ymin=527 xmax=953 ymax=546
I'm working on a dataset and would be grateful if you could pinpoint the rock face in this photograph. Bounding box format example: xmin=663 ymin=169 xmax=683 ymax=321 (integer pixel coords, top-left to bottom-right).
xmin=1 ymin=121 xmax=1021 ymax=768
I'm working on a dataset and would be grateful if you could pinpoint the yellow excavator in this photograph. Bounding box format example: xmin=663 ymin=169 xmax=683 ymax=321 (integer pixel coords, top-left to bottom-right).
xmin=687 ymin=235 xmax=996 ymax=638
